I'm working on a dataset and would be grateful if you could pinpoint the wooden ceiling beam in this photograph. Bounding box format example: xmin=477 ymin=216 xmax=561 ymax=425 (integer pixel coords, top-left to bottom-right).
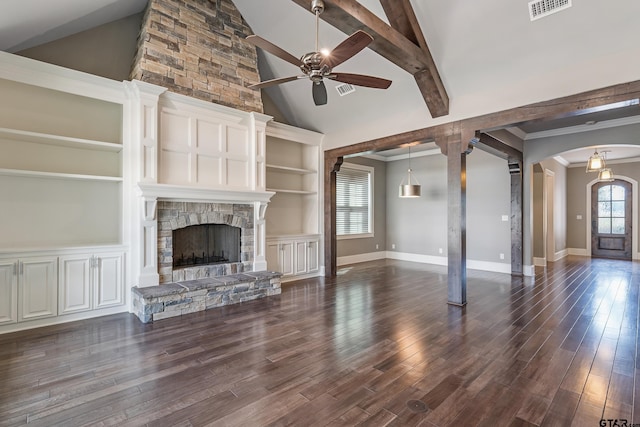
xmin=290 ymin=0 xmax=449 ymax=118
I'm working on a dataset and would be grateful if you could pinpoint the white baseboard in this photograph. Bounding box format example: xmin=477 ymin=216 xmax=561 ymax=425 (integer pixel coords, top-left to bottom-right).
xmin=553 ymin=249 xmax=569 ymax=261
xmin=523 ymin=265 xmax=535 ymax=277
xmin=386 ymin=251 xmax=512 ymax=274
xmin=568 ymin=248 xmax=589 ymax=256
xmin=338 ymin=251 xmax=537 ymax=276
xmin=385 ymin=251 xmax=447 ymax=266
xmin=467 ymin=259 xmax=512 ymax=274
xmin=534 ymin=257 xmax=546 ymax=267
xmin=337 ymin=251 xmax=386 ymax=267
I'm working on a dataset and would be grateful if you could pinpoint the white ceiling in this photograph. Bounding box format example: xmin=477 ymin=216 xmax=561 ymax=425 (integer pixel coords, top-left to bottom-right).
xmin=2 ymin=0 xmax=640 ymax=163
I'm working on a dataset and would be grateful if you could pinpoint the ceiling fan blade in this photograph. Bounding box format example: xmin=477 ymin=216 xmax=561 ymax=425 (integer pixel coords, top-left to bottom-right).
xmin=249 ymin=76 xmax=302 ymax=89
xmin=329 ymin=73 xmax=392 ymax=89
xmin=246 ymin=35 xmax=304 ymax=67
xmin=312 ymin=81 xmax=327 ymax=106
xmin=320 ymin=30 xmax=373 ymax=69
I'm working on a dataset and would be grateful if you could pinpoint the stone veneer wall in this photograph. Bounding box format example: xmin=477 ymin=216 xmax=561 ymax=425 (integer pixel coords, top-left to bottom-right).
xmin=130 ymin=0 xmax=263 ymax=113
xmin=157 ymin=201 xmax=254 ymax=284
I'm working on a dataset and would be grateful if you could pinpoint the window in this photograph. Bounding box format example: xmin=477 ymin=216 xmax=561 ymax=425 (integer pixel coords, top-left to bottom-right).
xmin=336 ymin=163 xmax=374 ymax=238
xmin=597 ymin=184 xmax=626 ymax=234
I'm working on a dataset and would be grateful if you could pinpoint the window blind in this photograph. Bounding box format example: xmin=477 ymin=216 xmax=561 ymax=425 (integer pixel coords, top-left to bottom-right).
xmin=336 ymin=166 xmax=372 ymax=236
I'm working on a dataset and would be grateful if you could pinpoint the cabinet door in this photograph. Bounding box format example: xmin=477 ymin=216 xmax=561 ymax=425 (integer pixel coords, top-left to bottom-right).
xmin=59 ymin=255 xmax=92 ymax=314
xmin=306 ymin=240 xmax=319 ymax=273
xmin=0 ymin=260 xmax=18 ymax=324
xmin=294 ymin=241 xmax=307 ymax=275
xmin=266 ymin=242 xmax=280 ymax=272
xmin=19 ymin=257 xmax=57 ymax=321
xmin=279 ymin=242 xmax=294 ymax=276
xmin=95 ymin=252 xmax=124 ymax=308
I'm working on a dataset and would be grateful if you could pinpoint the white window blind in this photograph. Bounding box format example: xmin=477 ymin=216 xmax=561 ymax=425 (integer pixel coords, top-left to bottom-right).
xmin=336 ymin=165 xmax=373 ymax=237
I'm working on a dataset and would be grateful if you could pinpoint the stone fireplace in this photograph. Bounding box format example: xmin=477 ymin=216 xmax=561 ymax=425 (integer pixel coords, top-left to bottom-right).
xmin=157 ymin=201 xmax=253 ymax=283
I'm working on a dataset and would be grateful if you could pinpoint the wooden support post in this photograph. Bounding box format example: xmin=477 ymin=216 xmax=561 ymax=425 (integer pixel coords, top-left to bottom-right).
xmin=445 ymin=135 xmax=470 ymax=306
xmin=509 ymin=158 xmax=524 ymax=275
xmin=324 ymin=155 xmax=343 ymax=277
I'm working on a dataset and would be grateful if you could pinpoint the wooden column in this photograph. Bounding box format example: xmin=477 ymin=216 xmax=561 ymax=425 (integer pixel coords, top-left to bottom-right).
xmin=324 ymin=155 xmax=343 ymax=277
xmin=444 ymin=135 xmax=472 ymax=306
xmin=509 ymin=158 xmax=524 ymax=275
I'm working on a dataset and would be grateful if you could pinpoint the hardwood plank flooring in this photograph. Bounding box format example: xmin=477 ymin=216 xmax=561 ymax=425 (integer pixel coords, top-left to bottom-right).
xmin=0 ymin=256 xmax=638 ymax=426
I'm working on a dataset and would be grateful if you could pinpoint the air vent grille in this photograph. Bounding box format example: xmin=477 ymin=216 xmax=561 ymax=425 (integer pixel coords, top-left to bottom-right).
xmin=528 ymin=0 xmax=571 ymax=21
xmin=336 ymin=83 xmax=356 ymax=96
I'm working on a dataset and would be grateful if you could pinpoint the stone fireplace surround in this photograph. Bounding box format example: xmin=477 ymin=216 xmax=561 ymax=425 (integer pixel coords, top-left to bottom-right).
xmin=157 ymin=201 xmax=253 ymax=284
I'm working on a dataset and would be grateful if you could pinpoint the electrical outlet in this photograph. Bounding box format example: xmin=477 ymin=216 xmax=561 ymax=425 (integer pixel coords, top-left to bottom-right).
xmin=576 ymin=215 xmax=583 ymax=220
xmin=500 ymin=253 xmax=505 ymax=260
xmin=391 ymin=244 xmax=396 ymax=249
xmin=376 ymin=244 xmax=379 ymax=250
xmin=501 ymin=215 xmax=509 ymax=222
xmin=438 ymin=248 xmax=443 ymax=254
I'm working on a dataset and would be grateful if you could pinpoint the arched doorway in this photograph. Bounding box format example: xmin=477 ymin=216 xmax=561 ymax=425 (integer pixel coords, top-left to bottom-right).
xmin=591 ymin=179 xmax=632 ymax=259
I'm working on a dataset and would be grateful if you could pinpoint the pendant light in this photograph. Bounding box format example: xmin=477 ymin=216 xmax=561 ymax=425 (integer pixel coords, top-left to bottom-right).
xmin=585 ymin=149 xmax=605 ymax=172
xmin=597 ymin=150 xmax=614 ymax=182
xmin=399 ymin=145 xmax=421 ymax=198
xmin=598 ymin=168 xmax=614 ymax=182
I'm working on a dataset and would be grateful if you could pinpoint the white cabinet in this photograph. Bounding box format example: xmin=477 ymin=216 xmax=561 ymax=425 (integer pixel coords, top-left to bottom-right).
xmin=267 ymin=236 xmax=320 ymax=280
xmin=59 ymin=256 xmax=91 ymax=314
xmin=18 ymin=257 xmax=58 ymax=322
xmin=306 ymin=240 xmax=319 ymax=274
xmin=0 ymin=260 xmax=18 ymax=324
xmin=0 ymin=257 xmax=58 ymax=323
xmin=264 ymin=121 xmax=322 ymax=281
xmin=95 ymin=252 xmax=124 ymax=308
xmin=59 ymin=252 xmax=124 ymax=314
xmin=266 ymin=241 xmax=294 ymax=277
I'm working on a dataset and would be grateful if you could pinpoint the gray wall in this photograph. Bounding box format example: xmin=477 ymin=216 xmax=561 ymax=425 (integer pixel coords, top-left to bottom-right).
xmin=534 ymin=158 xmax=568 ymax=258
xmin=466 ymin=149 xmax=512 ymax=263
xmin=566 ymin=161 xmax=640 ymax=251
xmin=386 ymin=153 xmax=447 ymax=255
xmin=337 ymin=157 xmax=387 ymax=257
xmin=385 ymin=149 xmax=511 ymax=264
xmin=17 ymin=13 xmax=143 ymax=82
xmin=523 ymin=122 xmax=640 ymax=265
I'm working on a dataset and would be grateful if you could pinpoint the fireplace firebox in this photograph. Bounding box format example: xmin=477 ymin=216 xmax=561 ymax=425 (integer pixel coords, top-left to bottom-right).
xmin=172 ymin=224 xmax=240 ymax=268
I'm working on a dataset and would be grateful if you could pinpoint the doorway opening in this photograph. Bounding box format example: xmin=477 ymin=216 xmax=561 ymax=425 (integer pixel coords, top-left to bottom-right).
xmin=591 ymin=179 xmax=632 ymax=259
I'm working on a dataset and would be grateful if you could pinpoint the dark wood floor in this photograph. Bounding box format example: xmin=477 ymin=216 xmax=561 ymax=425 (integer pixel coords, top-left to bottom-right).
xmin=1 ymin=257 xmax=639 ymax=426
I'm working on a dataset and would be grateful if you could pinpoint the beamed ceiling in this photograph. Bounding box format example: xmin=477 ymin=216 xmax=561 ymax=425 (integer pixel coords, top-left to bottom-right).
xmin=2 ymin=0 xmax=640 ymax=162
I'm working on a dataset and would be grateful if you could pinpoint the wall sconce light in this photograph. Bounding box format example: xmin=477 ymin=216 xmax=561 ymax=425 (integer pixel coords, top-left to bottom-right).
xmin=399 ymin=145 xmax=421 ymax=198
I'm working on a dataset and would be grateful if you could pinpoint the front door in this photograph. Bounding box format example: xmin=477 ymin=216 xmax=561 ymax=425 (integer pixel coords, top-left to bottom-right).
xmin=591 ymin=179 xmax=632 ymax=259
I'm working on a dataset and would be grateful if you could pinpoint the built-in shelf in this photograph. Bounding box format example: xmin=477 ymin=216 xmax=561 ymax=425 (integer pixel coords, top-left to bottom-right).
xmin=266 ymin=164 xmax=315 ymax=175
xmin=0 ymin=168 xmax=123 ymax=182
xmin=266 ymin=188 xmax=317 ymax=195
xmin=0 ymin=127 xmax=122 ymax=152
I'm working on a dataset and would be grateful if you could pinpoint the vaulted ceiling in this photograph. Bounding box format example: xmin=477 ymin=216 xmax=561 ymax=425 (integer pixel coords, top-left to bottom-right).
xmin=2 ymin=0 xmax=640 ymax=159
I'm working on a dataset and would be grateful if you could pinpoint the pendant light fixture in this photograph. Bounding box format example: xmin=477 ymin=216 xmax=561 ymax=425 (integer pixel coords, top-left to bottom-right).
xmin=585 ymin=149 xmax=605 ymax=172
xmin=399 ymin=145 xmax=421 ymax=198
xmin=598 ymin=167 xmax=614 ymax=182
xmin=597 ymin=150 xmax=614 ymax=182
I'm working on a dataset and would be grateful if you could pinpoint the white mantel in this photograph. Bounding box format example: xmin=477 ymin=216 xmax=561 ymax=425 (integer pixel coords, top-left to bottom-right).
xmin=138 ymin=183 xmax=274 ymax=204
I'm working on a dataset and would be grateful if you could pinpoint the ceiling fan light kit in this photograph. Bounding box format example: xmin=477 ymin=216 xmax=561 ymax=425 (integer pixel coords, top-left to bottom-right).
xmin=245 ymin=0 xmax=392 ymax=106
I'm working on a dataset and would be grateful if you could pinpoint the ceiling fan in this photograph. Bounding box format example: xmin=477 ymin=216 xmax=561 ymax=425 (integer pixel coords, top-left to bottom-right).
xmin=245 ymin=0 xmax=392 ymax=106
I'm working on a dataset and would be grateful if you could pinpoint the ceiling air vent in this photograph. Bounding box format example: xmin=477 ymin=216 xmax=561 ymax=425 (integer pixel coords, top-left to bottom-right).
xmin=528 ymin=0 xmax=572 ymax=21
xmin=335 ymin=83 xmax=356 ymax=96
